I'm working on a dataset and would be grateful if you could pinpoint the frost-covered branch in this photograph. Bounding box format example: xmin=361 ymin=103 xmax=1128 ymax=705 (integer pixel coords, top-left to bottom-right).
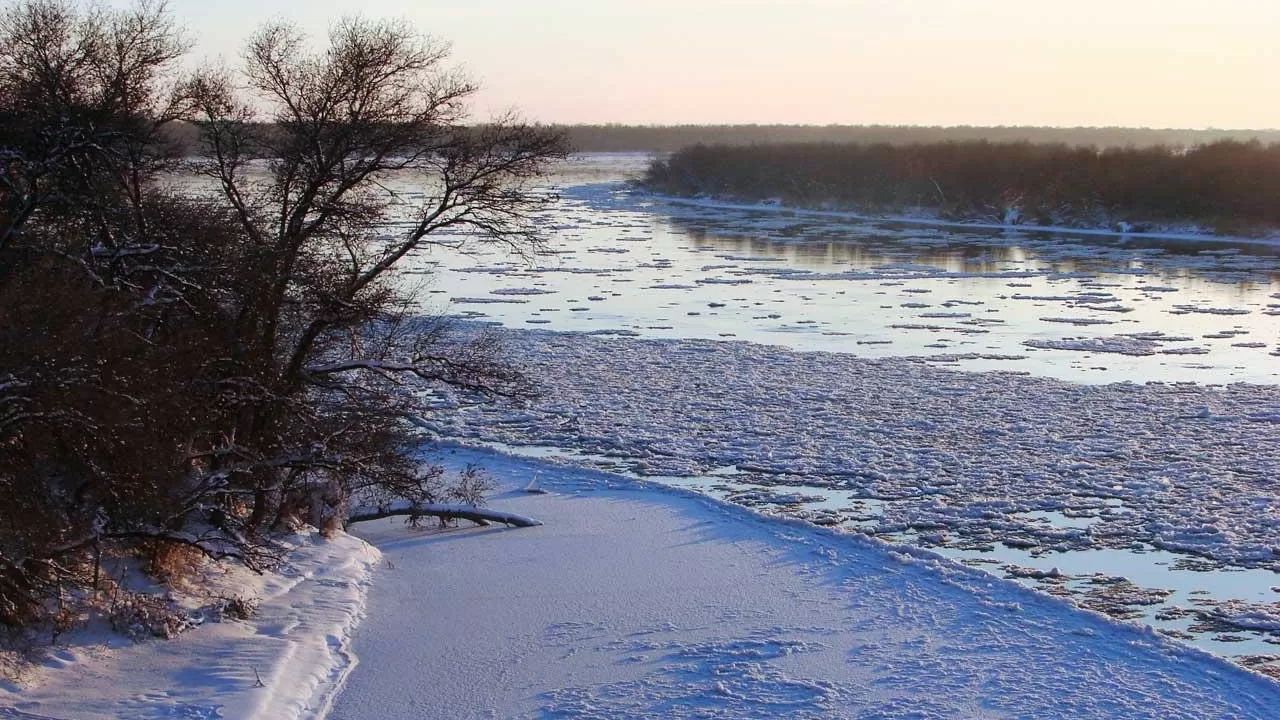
xmin=347 ymin=501 xmax=541 ymax=528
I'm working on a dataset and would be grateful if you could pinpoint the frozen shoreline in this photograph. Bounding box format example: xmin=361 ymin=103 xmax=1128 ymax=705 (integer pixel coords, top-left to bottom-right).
xmin=0 ymin=533 xmax=381 ymax=720
xmin=651 ymin=193 xmax=1280 ymax=248
xmin=330 ymin=446 xmax=1280 ymax=719
xmin=428 ymin=326 xmax=1280 ymax=663
xmin=431 ymin=327 xmax=1280 ymax=572
xmin=7 ymin=441 xmax=1280 ymax=718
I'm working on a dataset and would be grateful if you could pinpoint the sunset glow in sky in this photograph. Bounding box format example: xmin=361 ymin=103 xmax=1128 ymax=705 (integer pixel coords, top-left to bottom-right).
xmin=164 ymin=0 xmax=1280 ymax=128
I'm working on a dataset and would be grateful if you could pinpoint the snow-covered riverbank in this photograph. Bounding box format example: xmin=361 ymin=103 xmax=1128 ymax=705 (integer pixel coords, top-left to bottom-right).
xmin=8 ymin=442 xmax=1280 ymax=718
xmin=426 ymin=326 xmax=1280 ymax=665
xmin=331 ymin=446 xmax=1280 ymax=719
xmin=0 ymin=534 xmax=380 ymax=720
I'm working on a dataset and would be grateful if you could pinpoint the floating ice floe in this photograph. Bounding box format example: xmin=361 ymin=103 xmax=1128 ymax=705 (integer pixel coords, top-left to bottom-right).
xmin=1027 ymin=337 xmax=1146 ymax=356
xmin=491 ymin=287 xmax=557 ymax=296
xmin=451 ymin=296 xmax=529 ymax=304
xmin=1040 ymin=317 xmax=1117 ymax=326
xmin=1169 ymin=305 xmax=1251 ymax=315
xmin=429 ymin=328 xmax=1280 ymax=575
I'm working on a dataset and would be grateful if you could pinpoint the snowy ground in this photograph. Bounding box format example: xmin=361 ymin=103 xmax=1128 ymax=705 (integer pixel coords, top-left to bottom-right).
xmin=0 ymin=534 xmax=380 ymax=720
xmin=330 ymin=446 xmax=1280 ymax=719
xmin=426 ymin=327 xmax=1280 ymax=665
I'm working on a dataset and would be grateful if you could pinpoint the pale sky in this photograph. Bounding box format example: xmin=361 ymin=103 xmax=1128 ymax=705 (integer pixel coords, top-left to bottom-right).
xmin=160 ymin=0 xmax=1280 ymax=128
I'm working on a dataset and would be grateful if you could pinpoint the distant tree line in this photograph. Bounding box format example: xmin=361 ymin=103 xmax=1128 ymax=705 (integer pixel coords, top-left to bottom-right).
xmin=560 ymin=124 xmax=1280 ymax=153
xmin=640 ymin=140 xmax=1280 ymax=233
xmin=157 ymin=123 xmax=1280 ymax=156
xmin=0 ymin=0 xmax=565 ymax=636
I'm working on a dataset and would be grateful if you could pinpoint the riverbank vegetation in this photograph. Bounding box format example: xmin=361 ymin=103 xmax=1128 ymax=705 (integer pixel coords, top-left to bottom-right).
xmin=641 ymin=140 xmax=1280 ymax=234
xmin=0 ymin=0 xmax=565 ymax=639
xmin=561 ymin=124 xmax=1280 ymax=153
xmin=159 ymin=122 xmax=1280 ymax=156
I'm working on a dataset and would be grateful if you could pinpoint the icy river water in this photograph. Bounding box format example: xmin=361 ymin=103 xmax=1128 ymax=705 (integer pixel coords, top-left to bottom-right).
xmin=415 ymin=154 xmax=1280 ymax=386
xmin=403 ymin=154 xmax=1280 ymax=673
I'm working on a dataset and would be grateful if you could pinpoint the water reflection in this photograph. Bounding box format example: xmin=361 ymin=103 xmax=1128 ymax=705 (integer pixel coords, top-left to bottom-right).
xmin=425 ymin=156 xmax=1280 ymax=385
xmin=657 ymin=209 xmax=1280 ymax=284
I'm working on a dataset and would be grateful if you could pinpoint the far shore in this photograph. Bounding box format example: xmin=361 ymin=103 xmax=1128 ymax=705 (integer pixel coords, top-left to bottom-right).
xmin=649 ymin=193 xmax=1280 ymax=248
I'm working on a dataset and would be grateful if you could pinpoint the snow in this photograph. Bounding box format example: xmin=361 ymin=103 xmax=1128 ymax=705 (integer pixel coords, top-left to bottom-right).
xmin=328 ymin=447 xmax=1280 ymax=719
xmin=0 ymin=533 xmax=380 ymax=720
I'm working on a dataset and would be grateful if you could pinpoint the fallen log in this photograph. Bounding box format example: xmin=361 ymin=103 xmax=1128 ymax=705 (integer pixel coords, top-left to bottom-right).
xmin=347 ymin=501 xmax=542 ymax=528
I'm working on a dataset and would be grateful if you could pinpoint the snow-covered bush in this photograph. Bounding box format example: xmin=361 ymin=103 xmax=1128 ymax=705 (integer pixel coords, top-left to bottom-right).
xmin=109 ymin=593 xmax=198 ymax=641
xmin=449 ymin=466 xmax=497 ymax=507
xmin=208 ymin=596 xmax=258 ymax=623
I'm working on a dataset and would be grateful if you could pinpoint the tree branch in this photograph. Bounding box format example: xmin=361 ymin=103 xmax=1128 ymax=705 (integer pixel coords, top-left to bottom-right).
xmin=347 ymin=501 xmax=541 ymax=528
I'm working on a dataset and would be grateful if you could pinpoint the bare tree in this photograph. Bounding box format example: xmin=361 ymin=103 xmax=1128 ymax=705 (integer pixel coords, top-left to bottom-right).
xmin=184 ymin=17 xmax=568 ymax=535
xmin=0 ymin=1 xmax=566 ymax=631
xmin=0 ymin=0 xmax=227 ymax=629
xmin=0 ymin=0 xmax=191 ymax=258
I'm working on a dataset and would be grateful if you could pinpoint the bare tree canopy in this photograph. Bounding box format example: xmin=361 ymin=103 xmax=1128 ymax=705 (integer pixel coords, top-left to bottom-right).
xmin=0 ymin=0 xmax=567 ymax=631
